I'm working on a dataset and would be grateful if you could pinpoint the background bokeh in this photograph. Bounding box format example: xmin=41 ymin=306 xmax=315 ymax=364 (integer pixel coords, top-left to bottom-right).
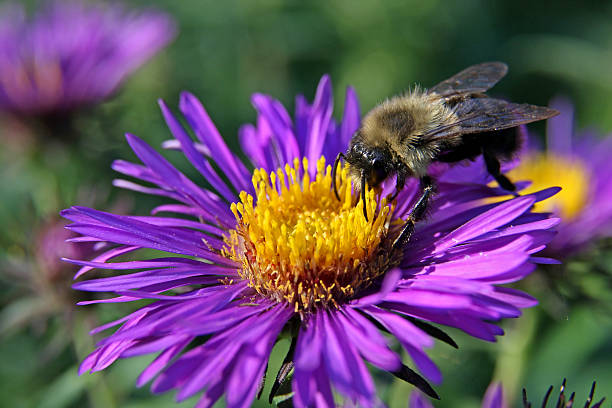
xmin=1 ymin=0 xmax=611 ymax=407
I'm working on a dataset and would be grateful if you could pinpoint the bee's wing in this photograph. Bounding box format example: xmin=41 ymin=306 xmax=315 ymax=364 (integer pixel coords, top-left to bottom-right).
xmin=423 ymin=97 xmax=559 ymax=139
xmin=454 ymin=97 xmax=558 ymax=134
xmin=429 ymin=62 xmax=508 ymax=98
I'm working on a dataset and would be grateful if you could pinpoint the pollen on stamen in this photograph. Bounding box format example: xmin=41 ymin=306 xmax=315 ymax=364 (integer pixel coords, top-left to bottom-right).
xmin=223 ymin=156 xmax=400 ymax=314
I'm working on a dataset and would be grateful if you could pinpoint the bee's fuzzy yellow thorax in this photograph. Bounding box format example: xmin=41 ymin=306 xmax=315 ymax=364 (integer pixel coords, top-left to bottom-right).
xmin=359 ymin=87 xmax=459 ymax=177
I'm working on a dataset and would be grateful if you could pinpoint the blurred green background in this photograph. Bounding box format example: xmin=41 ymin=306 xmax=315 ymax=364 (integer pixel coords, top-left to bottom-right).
xmin=1 ymin=0 xmax=611 ymax=407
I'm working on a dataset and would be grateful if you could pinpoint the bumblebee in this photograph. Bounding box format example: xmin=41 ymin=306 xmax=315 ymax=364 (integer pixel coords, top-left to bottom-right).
xmin=332 ymin=62 xmax=558 ymax=248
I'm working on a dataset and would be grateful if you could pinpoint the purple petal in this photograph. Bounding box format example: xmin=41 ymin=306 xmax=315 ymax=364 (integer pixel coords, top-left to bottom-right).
xmin=382 ymin=289 xmax=473 ymax=309
xmin=361 ymin=306 xmax=432 ymax=348
xmin=67 ymin=256 xmax=219 ymax=270
xmin=312 ymin=368 xmax=335 ymax=408
xmin=383 ymin=304 xmax=501 ymax=342
xmin=489 ymin=287 xmax=537 ymax=309
xmin=71 ymin=245 xmax=139 ymax=279
xmin=239 ymin=119 xmax=278 ymax=171
xmin=124 ymin=133 xmax=232 ymax=224
xmin=351 ymin=268 xmax=401 ymax=306
xmin=482 ymin=382 xmax=505 ymax=408
xmin=72 ymin=268 xmax=229 ymax=292
xmin=194 ymin=377 xmax=226 ymax=408
xmin=294 ymin=314 xmax=323 ymax=371
xmin=112 ymin=178 xmax=185 ymax=202
xmin=409 ymin=392 xmax=434 ymax=408
xmin=470 ymin=262 xmax=536 ymax=285
xmin=402 ymin=252 xmax=529 ymax=280
xmin=158 ymin=99 xmax=237 ymax=202
xmin=360 ymin=306 xmax=440 ymax=382
xmin=129 ymin=216 xmax=227 ymax=237
xmin=174 ymin=305 xmax=291 ymax=401
xmin=179 ymin=92 xmax=252 ymax=192
xmin=162 ymin=139 xmax=211 ymax=156
xmin=97 ymin=284 xmax=248 ymax=345
xmin=151 ymin=204 xmax=210 ymax=218
xmin=294 ymin=94 xmax=311 ymax=155
xmin=293 ymin=366 xmax=317 ymax=408
xmin=63 ymin=206 xmax=235 ymax=265
xmin=546 ymin=96 xmax=574 ymax=156
xmin=89 ymin=304 xmax=158 ymax=335
xmin=251 ymin=93 xmax=301 ymax=167
xmin=529 ymin=256 xmax=561 ymax=265
xmin=136 ymin=336 xmax=192 ymax=387
xmin=339 ymin=86 xmax=361 ymax=147
xmin=429 ymin=195 xmax=537 ymax=255
xmin=304 ymin=75 xmax=333 ymax=171
xmin=238 ymin=123 xmax=267 ymax=169
xmin=122 ymin=334 xmax=190 ymax=358
xmin=320 ymin=311 xmax=376 ymax=401
xmin=225 ymin=310 xmax=289 ymax=408
xmin=336 ymin=308 xmax=401 ymax=371
xmin=319 ymin=312 xmax=352 ymax=390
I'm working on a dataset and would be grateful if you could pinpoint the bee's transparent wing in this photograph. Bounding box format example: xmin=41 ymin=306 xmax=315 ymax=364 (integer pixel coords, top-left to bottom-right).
xmin=423 ymin=97 xmax=558 ymax=139
xmin=429 ymin=62 xmax=508 ymax=98
xmin=454 ymin=98 xmax=558 ymax=134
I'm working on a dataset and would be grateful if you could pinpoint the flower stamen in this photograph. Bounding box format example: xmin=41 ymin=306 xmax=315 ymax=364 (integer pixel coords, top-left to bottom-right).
xmin=224 ymin=156 xmax=399 ymax=313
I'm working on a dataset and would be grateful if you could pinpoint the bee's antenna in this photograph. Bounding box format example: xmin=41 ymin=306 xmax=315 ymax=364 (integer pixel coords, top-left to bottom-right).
xmin=332 ymin=152 xmax=346 ymax=201
xmin=361 ymin=171 xmax=368 ymax=221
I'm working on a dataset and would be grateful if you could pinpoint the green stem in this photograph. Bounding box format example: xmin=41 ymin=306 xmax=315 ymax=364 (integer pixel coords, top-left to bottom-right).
xmin=492 ymin=307 xmax=538 ymax=406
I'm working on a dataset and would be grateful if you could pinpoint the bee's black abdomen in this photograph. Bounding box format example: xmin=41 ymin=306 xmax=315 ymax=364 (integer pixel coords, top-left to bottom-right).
xmin=480 ymin=126 xmax=524 ymax=161
xmin=435 ymin=126 xmax=523 ymax=164
xmin=435 ymin=138 xmax=481 ymax=163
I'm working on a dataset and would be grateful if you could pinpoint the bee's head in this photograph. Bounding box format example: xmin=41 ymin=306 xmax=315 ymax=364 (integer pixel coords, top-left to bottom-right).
xmin=345 ymin=137 xmax=394 ymax=190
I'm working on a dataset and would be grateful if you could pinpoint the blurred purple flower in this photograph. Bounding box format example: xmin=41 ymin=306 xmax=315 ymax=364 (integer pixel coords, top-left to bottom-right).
xmin=0 ymin=0 xmax=175 ymax=116
xmin=0 ymin=217 xmax=98 ymax=337
xmin=62 ymin=76 xmax=559 ymax=407
xmin=36 ymin=218 xmax=96 ymax=282
xmin=504 ymin=97 xmax=612 ymax=256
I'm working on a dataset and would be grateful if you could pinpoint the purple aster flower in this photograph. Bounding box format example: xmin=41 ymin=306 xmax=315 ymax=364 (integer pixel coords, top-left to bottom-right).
xmin=0 ymin=0 xmax=175 ymax=116
xmin=502 ymin=97 xmax=612 ymax=256
xmin=62 ymin=75 xmax=559 ymax=407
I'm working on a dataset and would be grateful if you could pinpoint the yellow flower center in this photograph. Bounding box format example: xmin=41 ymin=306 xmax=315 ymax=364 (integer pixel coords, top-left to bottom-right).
xmin=505 ymin=153 xmax=591 ymax=220
xmin=223 ymin=156 xmax=399 ymax=313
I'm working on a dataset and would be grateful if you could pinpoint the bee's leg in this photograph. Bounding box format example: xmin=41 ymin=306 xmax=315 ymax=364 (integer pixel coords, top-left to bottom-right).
xmin=392 ymin=176 xmax=435 ymax=250
xmin=388 ymin=172 xmax=406 ymax=202
xmin=361 ymin=172 xmax=369 ymax=221
xmin=482 ymin=147 xmax=518 ymax=195
xmin=332 ymin=152 xmax=347 ymax=201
